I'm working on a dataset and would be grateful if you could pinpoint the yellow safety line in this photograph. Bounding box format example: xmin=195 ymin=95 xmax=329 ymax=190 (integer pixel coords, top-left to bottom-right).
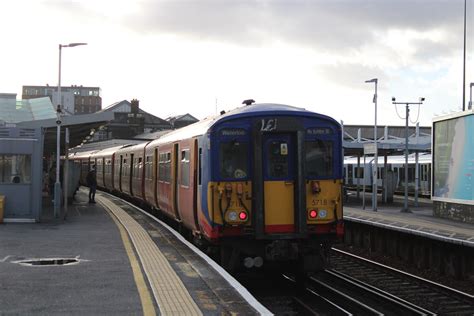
xmin=105 ymin=205 xmax=156 ymax=316
xmin=97 ymin=195 xmax=202 ymax=316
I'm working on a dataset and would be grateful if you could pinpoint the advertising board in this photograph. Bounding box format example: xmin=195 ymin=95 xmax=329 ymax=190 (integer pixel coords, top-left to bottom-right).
xmin=432 ymin=113 xmax=474 ymax=203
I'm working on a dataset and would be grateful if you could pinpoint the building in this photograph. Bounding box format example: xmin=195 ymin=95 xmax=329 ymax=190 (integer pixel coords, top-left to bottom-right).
xmin=165 ymin=113 xmax=199 ymax=129
xmin=22 ymin=85 xmax=101 ymax=115
xmin=94 ymin=99 xmax=172 ymax=140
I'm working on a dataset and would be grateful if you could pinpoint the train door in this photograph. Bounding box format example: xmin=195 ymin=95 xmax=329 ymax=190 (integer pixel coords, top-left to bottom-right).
xmin=262 ymin=134 xmax=296 ymax=234
xmin=173 ymin=143 xmax=180 ymax=220
xmin=129 ymin=153 xmax=134 ymax=196
xmin=153 ymin=147 xmax=158 ymax=207
xmin=118 ymin=155 xmax=123 ymax=192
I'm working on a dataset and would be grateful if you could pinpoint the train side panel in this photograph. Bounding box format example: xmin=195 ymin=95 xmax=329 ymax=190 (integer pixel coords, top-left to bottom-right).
xmin=144 ymin=143 xmax=158 ymax=209
xmin=130 ymin=143 xmax=147 ymax=201
xmin=156 ymin=143 xmax=175 ymax=218
xmin=176 ymin=138 xmax=198 ymax=231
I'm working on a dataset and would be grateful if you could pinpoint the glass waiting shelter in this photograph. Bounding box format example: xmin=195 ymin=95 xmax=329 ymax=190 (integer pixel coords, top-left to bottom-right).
xmin=0 ymin=127 xmax=43 ymax=222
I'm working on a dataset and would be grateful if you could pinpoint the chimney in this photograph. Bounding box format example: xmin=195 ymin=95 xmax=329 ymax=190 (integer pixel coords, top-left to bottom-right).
xmin=131 ymin=99 xmax=139 ymax=114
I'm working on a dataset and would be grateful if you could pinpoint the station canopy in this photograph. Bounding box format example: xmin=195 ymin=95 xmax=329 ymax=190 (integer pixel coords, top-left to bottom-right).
xmin=0 ymin=96 xmax=113 ymax=156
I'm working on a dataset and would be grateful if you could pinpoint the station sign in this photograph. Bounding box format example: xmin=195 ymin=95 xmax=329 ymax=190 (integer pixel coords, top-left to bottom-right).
xmin=364 ymin=143 xmax=377 ymax=155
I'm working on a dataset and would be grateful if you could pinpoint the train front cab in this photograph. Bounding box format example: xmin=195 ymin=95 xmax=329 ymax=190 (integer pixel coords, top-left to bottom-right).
xmin=204 ymin=113 xmax=344 ymax=272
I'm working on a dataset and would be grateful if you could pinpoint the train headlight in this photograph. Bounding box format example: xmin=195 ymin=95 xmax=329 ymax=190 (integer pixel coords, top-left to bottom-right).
xmin=319 ymin=209 xmax=327 ymax=218
xmin=309 ymin=209 xmax=318 ymax=219
xmin=228 ymin=211 xmax=238 ymax=221
xmin=239 ymin=211 xmax=248 ymax=221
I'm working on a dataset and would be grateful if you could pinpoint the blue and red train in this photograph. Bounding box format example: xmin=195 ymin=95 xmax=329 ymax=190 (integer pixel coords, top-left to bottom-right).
xmin=71 ymin=102 xmax=344 ymax=273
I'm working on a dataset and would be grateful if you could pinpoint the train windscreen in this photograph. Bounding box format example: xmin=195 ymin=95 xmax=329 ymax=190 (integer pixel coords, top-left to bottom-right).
xmin=305 ymin=140 xmax=333 ymax=178
xmin=219 ymin=141 xmax=249 ymax=179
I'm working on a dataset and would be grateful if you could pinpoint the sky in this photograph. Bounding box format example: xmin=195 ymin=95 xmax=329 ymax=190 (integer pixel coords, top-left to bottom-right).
xmin=1 ymin=0 xmax=473 ymax=126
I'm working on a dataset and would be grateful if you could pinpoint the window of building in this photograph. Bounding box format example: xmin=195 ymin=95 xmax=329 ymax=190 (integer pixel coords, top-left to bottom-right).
xmin=0 ymin=154 xmax=32 ymax=184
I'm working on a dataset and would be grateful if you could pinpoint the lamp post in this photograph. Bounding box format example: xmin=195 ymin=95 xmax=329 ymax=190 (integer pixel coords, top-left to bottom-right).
xmin=365 ymin=78 xmax=378 ymax=212
xmin=463 ymin=0 xmax=467 ymax=111
xmin=469 ymin=82 xmax=474 ymax=110
xmin=391 ymin=97 xmax=425 ymax=213
xmin=54 ymin=42 xmax=87 ymax=218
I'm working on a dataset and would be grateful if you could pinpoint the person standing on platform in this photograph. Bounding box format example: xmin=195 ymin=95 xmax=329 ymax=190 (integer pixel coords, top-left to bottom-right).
xmin=86 ymin=165 xmax=97 ymax=203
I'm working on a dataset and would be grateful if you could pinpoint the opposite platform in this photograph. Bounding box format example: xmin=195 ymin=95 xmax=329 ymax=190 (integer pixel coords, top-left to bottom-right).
xmin=344 ymin=194 xmax=474 ymax=248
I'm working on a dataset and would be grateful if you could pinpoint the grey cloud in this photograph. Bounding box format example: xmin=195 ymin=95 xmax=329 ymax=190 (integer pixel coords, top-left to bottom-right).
xmin=123 ymin=0 xmax=464 ymax=53
xmin=317 ymin=62 xmax=389 ymax=88
xmin=49 ymin=0 xmax=464 ymax=57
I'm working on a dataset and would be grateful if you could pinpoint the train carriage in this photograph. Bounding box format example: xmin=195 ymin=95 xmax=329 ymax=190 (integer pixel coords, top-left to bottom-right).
xmin=70 ymin=149 xmax=99 ymax=185
xmin=90 ymin=145 xmax=128 ymax=191
xmin=71 ymin=102 xmax=344 ymax=273
xmin=115 ymin=143 xmax=147 ymax=198
xmin=149 ymin=103 xmax=344 ymax=272
xmin=344 ymin=153 xmax=431 ymax=196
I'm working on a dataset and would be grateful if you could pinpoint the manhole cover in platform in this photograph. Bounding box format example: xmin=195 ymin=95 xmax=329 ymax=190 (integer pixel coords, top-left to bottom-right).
xmin=14 ymin=258 xmax=80 ymax=266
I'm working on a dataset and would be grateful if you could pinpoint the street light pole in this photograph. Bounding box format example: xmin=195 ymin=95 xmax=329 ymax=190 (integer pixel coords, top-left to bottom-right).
xmin=54 ymin=42 xmax=87 ymax=219
xmin=365 ymin=78 xmax=378 ymax=212
xmin=463 ymin=0 xmax=467 ymax=111
xmin=392 ymin=97 xmax=425 ymax=213
xmin=469 ymin=82 xmax=474 ymax=110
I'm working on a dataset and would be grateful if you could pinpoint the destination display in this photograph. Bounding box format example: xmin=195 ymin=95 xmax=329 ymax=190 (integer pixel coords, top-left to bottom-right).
xmin=433 ymin=114 xmax=474 ymax=201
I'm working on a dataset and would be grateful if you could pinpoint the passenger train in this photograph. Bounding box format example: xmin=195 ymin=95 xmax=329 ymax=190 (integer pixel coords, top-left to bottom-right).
xmin=344 ymin=153 xmax=431 ymax=196
xmin=71 ymin=102 xmax=344 ymax=273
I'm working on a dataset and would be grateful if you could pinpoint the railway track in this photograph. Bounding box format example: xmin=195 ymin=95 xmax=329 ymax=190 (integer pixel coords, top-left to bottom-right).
xmin=330 ymin=248 xmax=474 ymax=315
xmin=309 ymin=270 xmax=433 ymax=315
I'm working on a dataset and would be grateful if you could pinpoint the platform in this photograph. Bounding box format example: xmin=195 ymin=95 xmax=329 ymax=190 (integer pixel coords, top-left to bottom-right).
xmin=344 ymin=193 xmax=474 ymax=248
xmin=0 ymin=189 xmax=269 ymax=315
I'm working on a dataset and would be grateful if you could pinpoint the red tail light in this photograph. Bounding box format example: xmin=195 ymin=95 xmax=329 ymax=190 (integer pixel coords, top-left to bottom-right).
xmin=309 ymin=209 xmax=318 ymax=219
xmin=239 ymin=211 xmax=248 ymax=221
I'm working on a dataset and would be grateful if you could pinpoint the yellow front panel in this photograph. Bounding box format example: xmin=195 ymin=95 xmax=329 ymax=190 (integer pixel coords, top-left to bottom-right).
xmin=306 ymin=179 xmax=343 ymax=223
xmin=207 ymin=182 xmax=252 ymax=225
xmin=264 ymin=181 xmax=294 ymax=226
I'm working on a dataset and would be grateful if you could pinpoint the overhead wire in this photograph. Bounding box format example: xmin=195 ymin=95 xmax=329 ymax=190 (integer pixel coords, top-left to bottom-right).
xmin=394 ymin=103 xmax=406 ymax=120
xmin=409 ymin=104 xmax=421 ymax=124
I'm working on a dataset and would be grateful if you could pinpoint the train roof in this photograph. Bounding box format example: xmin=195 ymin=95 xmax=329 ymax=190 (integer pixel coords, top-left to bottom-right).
xmin=114 ymin=141 xmax=148 ymax=155
xmin=148 ymin=103 xmax=339 ymax=146
xmin=69 ymin=149 xmax=100 ymax=159
xmin=90 ymin=145 xmax=131 ymax=158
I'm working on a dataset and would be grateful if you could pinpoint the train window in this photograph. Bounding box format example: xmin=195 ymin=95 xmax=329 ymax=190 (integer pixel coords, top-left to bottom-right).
xmin=145 ymin=156 xmax=152 ymax=180
xmin=355 ymin=167 xmax=364 ymax=178
xmin=219 ymin=141 xmax=248 ymax=179
xmin=158 ymin=152 xmax=171 ymax=182
xmin=123 ymin=158 xmax=129 ymax=177
xmin=267 ymin=141 xmax=289 ymax=178
xmin=377 ymin=168 xmax=384 ymax=179
xmin=305 ymin=140 xmax=333 ymax=178
xmin=181 ymin=150 xmax=190 ymax=187
xmin=133 ymin=158 xmax=140 ymax=179
xmin=165 ymin=153 xmax=171 ymax=182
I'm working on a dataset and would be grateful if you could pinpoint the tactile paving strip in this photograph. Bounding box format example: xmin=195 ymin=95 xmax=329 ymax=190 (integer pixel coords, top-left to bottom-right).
xmin=97 ymin=196 xmax=203 ymax=316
